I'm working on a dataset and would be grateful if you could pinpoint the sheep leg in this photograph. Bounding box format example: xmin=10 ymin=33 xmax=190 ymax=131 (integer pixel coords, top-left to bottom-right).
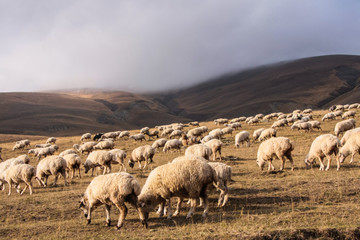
xmin=287 ymin=153 xmax=294 ymax=171
xmin=71 ymin=168 xmax=75 ymax=179
xmin=218 ymin=149 xmax=222 ymax=161
xmin=157 ymin=202 xmax=165 ymax=217
xmin=279 ymin=156 xmax=285 ymax=171
xmin=325 ymin=156 xmax=331 ymax=171
xmin=61 ymin=169 xmax=67 ymax=186
xmin=166 ymin=199 xmax=172 ymax=219
xmin=91 ymin=168 xmax=94 ymax=177
xmin=115 ymin=204 xmax=127 ymax=229
xmin=87 ymin=204 xmax=95 ymax=224
xmin=173 ymin=197 xmax=182 ymax=216
xmin=20 ymin=184 xmax=28 ymax=195
xmin=350 ymin=152 xmax=356 ymax=164
xmin=142 ymin=161 xmax=147 ymax=169
xmin=44 ymin=176 xmax=49 ymax=186
xmin=78 ymin=167 xmax=81 ymax=178
xmin=105 ymin=204 xmax=111 ymax=226
xmin=201 ymin=195 xmax=209 ymax=218
xmin=186 ymin=198 xmax=196 ymax=219
xmin=7 ymin=180 xmax=12 ymax=195
xmin=138 ymin=161 xmax=142 ymax=169
xmin=53 ymin=174 xmax=59 ymax=186
xmin=318 ymin=157 xmax=325 ymax=170
xmin=336 ymin=155 xmax=340 ymax=171
xmin=221 ymin=181 xmax=229 ymax=207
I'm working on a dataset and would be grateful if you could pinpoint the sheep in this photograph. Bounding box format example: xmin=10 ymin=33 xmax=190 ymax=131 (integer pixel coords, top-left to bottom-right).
xmin=73 ymin=142 xmax=97 ymax=154
xmin=84 ymin=150 xmax=113 ymax=176
xmin=334 ymin=119 xmax=356 ymax=137
xmin=14 ymin=154 xmax=30 ymax=164
xmin=338 ymin=132 xmax=360 ymax=164
xmin=348 ymin=103 xmax=359 ymax=110
xmin=204 ymin=139 xmax=222 ymax=161
xmin=253 ymin=128 xmax=265 ymax=142
xmin=169 ymin=130 xmax=183 ymax=139
xmin=93 ymin=133 xmax=104 ymax=141
xmin=80 ymin=133 xmax=92 ymax=141
xmin=46 ymin=137 xmax=57 ymax=144
xmin=144 ymin=130 xmax=159 ymax=140
xmin=100 ymin=132 xmax=118 ymax=140
xmin=161 ymin=128 xmax=174 ymax=137
xmin=185 ymin=144 xmax=212 ymax=161
xmin=93 ymin=140 xmax=115 ymax=150
xmin=304 ymin=134 xmax=341 ymax=171
xmin=322 ymin=112 xmax=336 ymax=121
xmin=118 ymin=131 xmax=130 ymax=139
xmin=302 ymin=109 xmax=313 ymax=114
xmin=235 ymin=131 xmax=250 ymax=147
xmin=0 ymin=164 xmax=37 ymax=195
xmin=79 ymin=172 xmax=141 ymax=229
xmin=271 ymin=119 xmax=288 ymax=128
xmin=309 ymin=120 xmax=322 ymax=131
xmin=28 ymin=146 xmax=57 ymax=161
xmin=137 ymin=157 xmax=221 ymax=227
xmin=140 ymin=127 xmax=150 ymax=134
xmin=189 ymin=121 xmax=200 ymax=126
xmin=109 ymin=149 xmax=127 ymax=172
xmin=34 ymin=143 xmax=51 ymax=148
xmin=16 ymin=139 xmax=30 ymax=148
xmin=187 ymin=127 xmax=205 ymax=139
xmin=258 ymin=128 xmax=277 ymax=142
xmin=335 ymin=105 xmax=344 ymax=111
xmin=208 ymin=162 xmax=232 ymax=207
xmin=333 ymin=110 xmax=343 ymax=119
xmin=248 ymin=118 xmax=259 ymax=125
xmin=342 ymin=110 xmax=356 ymax=119
xmin=163 ymin=139 xmax=182 ymax=153
xmin=225 ymin=122 xmax=241 ymax=129
xmin=209 ymin=128 xmax=224 ymax=140
xmin=62 ymin=154 xmax=82 ymax=179
xmin=256 ymin=137 xmax=294 ymax=171
xmin=130 ymin=134 xmax=146 ymax=142
xmin=36 ymin=155 xmax=67 ymax=187
xmin=291 ymin=122 xmax=312 ymax=132
xmin=214 ymin=118 xmax=228 ymax=125
xmin=0 ymin=157 xmax=28 ymax=189
xmin=12 ymin=142 xmax=26 ymax=151
xmin=221 ymin=127 xmax=234 ymax=136
xmin=151 ymin=138 xmax=168 ymax=151
xmin=340 ymin=127 xmax=360 ymax=145
xmin=59 ymin=149 xmax=77 ymax=157
xmin=128 ymin=145 xmax=155 ymax=169
xmin=201 ymin=135 xmax=214 ymax=144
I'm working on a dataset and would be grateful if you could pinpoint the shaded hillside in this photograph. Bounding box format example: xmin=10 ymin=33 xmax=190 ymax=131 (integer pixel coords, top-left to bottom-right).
xmin=156 ymin=55 xmax=360 ymax=119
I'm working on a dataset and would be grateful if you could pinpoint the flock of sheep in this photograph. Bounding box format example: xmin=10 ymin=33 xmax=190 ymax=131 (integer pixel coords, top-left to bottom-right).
xmin=0 ymin=102 xmax=360 ymax=229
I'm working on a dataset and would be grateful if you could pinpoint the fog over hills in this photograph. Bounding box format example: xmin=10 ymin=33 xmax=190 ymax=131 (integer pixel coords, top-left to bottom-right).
xmin=1 ymin=55 xmax=359 ymax=136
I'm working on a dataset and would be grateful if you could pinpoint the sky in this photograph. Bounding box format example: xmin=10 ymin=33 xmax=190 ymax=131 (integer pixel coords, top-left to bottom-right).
xmin=0 ymin=0 xmax=360 ymax=93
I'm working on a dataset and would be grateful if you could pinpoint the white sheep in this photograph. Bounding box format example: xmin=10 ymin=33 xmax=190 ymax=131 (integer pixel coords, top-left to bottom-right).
xmin=151 ymin=138 xmax=168 ymax=150
xmin=140 ymin=127 xmax=150 ymax=134
xmin=28 ymin=146 xmax=57 ymax=161
xmin=62 ymin=153 xmax=82 ymax=179
xmin=291 ymin=122 xmax=312 ymax=132
xmin=36 ymin=155 xmax=67 ymax=187
xmin=333 ymin=110 xmax=343 ymax=118
xmin=338 ymin=132 xmax=360 ymax=164
xmin=84 ymin=150 xmax=113 ymax=176
xmin=348 ymin=103 xmax=359 ymax=109
xmin=73 ymin=142 xmax=97 ymax=154
xmin=334 ymin=119 xmax=356 ymax=137
xmin=204 ymin=139 xmax=222 ymax=161
xmin=304 ymin=134 xmax=341 ymax=171
xmin=137 ymin=157 xmax=221 ymax=227
xmin=12 ymin=142 xmax=26 ymax=151
xmin=201 ymin=135 xmax=214 ymax=144
xmin=322 ymin=112 xmax=336 ymax=121
xmin=0 ymin=164 xmax=37 ymax=195
xmin=169 ymin=130 xmax=183 ymax=139
xmin=235 ymin=131 xmax=250 ymax=147
xmin=221 ymin=127 xmax=234 ymax=136
xmin=214 ymin=118 xmax=228 ymax=125
xmin=253 ymin=128 xmax=265 ymax=142
xmin=79 ymin=172 xmax=141 ymax=229
xmin=100 ymin=131 xmax=118 ymax=140
xmin=256 ymin=137 xmax=294 ymax=171
xmin=163 ymin=139 xmax=182 ymax=153
xmin=0 ymin=157 xmax=28 ymax=190
xmin=80 ymin=133 xmax=92 ymax=141
xmin=144 ymin=130 xmax=160 ymax=139
xmin=189 ymin=121 xmax=200 ymax=126
xmin=15 ymin=139 xmax=30 ymax=148
xmin=130 ymin=134 xmax=146 ymax=142
xmin=93 ymin=140 xmax=115 ymax=150
xmin=185 ymin=144 xmax=212 ymax=161
xmin=209 ymin=128 xmax=224 ymax=140
xmin=109 ymin=149 xmax=127 ymax=172
xmin=118 ymin=131 xmax=130 ymax=139
xmin=128 ymin=145 xmax=155 ymax=169
xmin=59 ymin=149 xmax=77 ymax=157
xmin=302 ymin=109 xmax=313 ymax=114
xmin=271 ymin=119 xmax=288 ymax=128
xmin=258 ymin=128 xmax=277 ymax=142
xmin=46 ymin=137 xmax=57 ymax=144
xmin=342 ymin=110 xmax=356 ymax=119
xmin=208 ymin=162 xmax=232 ymax=207
xmin=187 ymin=127 xmax=205 ymax=139
xmin=308 ymin=120 xmax=322 ymax=131
xmin=340 ymin=127 xmax=360 ymax=145
xmin=34 ymin=143 xmax=51 ymax=148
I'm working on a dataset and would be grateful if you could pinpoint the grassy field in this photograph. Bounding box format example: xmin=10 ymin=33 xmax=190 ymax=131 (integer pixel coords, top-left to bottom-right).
xmin=1 ymin=110 xmax=360 ymax=239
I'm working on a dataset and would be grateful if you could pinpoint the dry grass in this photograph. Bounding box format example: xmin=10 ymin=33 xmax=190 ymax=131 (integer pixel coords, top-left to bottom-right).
xmin=1 ymin=110 xmax=360 ymax=239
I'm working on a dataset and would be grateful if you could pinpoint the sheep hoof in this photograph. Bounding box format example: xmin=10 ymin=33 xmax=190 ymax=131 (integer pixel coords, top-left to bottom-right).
xmin=116 ymin=225 xmax=122 ymax=230
xmin=106 ymin=220 xmax=111 ymax=227
xmin=87 ymin=219 xmax=91 ymax=225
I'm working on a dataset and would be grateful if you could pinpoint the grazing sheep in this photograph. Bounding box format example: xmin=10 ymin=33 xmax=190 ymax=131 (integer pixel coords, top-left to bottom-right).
xmin=271 ymin=119 xmax=288 ymax=128
xmin=34 ymin=143 xmax=51 ymax=148
xmin=291 ymin=122 xmax=312 ymax=132
xmin=100 ymin=132 xmax=118 ymax=140
xmin=28 ymin=146 xmax=57 ymax=161
xmin=130 ymin=134 xmax=146 ymax=142
xmin=80 ymin=133 xmax=92 ymax=141
xmin=214 ymin=118 xmax=228 ymax=125
xmin=151 ymin=138 xmax=168 ymax=151
xmin=221 ymin=127 xmax=234 ymax=136
xmin=248 ymin=118 xmax=259 ymax=125
xmin=256 ymin=137 xmax=294 ymax=171
xmin=338 ymin=132 xmax=360 ymax=164
xmin=84 ymin=150 xmax=113 ymax=176
xmin=209 ymin=128 xmax=224 ymax=140
xmin=342 ymin=110 xmax=356 ymax=119
xmin=334 ymin=119 xmax=356 ymax=137
xmin=137 ymin=157 xmax=221 ymax=227
xmin=16 ymin=139 xmax=31 ymax=148
xmin=333 ymin=110 xmax=343 ymax=119
xmin=235 ymin=131 xmax=250 ymax=147
xmin=302 ymin=109 xmax=313 ymax=114
xmin=253 ymin=128 xmax=265 ymax=142
xmin=187 ymin=127 xmax=205 ymax=139
xmin=118 ymin=131 xmax=130 ymax=139
xmin=145 ymin=130 xmax=160 ymax=140
xmin=93 ymin=140 xmax=115 ymax=150
xmin=93 ymin=133 xmax=104 ymax=141
xmin=204 ymin=139 xmax=222 ymax=161
xmin=322 ymin=112 xmax=336 ymax=121
xmin=0 ymin=157 xmax=28 ymax=190
xmin=109 ymin=149 xmax=127 ymax=172
xmin=140 ymin=127 xmax=150 ymax=134
xmin=225 ymin=122 xmax=241 ymax=129
xmin=128 ymin=145 xmax=155 ymax=169
xmin=258 ymin=128 xmax=277 ymax=142
xmin=309 ymin=121 xmax=322 ymax=131
xmin=340 ymin=127 xmax=360 ymax=145
xmin=189 ymin=121 xmax=200 ymax=126
xmin=169 ymin=130 xmax=183 ymax=139
xmin=36 ymin=155 xmax=67 ymax=187
xmin=304 ymin=134 xmax=341 ymax=171
xmin=348 ymin=103 xmax=359 ymax=109
xmin=73 ymin=142 xmax=97 ymax=154
xmin=208 ymin=162 xmax=232 ymax=207
xmin=62 ymin=154 xmax=82 ymax=179
xmin=15 ymin=155 xmax=30 ymax=164
xmin=1 ymin=164 xmax=37 ymax=195
xmin=12 ymin=142 xmax=26 ymax=151
xmin=59 ymin=149 xmax=77 ymax=157
xmin=185 ymin=144 xmax=212 ymax=161
xmin=163 ymin=139 xmax=182 ymax=153
xmin=201 ymin=135 xmax=214 ymax=144
xmin=79 ymin=172 xmax=141 ymax=229
xmin=46 ymin=137 xmax=56 ymax=144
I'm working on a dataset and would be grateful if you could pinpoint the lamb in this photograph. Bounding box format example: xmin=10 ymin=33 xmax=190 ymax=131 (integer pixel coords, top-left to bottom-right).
xmin=0 ymin=164 xmax=37 ymax=195
xmin=304 ymin=134 xmax=340 ymax=171
xmin=46 ymin=137 xmax=57 ymax=144
xmin=36 ymin=155 xmax=67 ymax=187
xmin=129 ymin=134 xmax=146 ymax=142
xmin=253 ymin=128 xmax=265 ymax=142
xmin=118 ymin=131 xmax=130 ymax=139
xmin=235 ymin=131 xmax=250 ymax=147
xmin=256 ymin=137 xmax=294 ymax=171
xmin=334 ymin=119 xmax=356 ymax=137
xmin=59 ymin=149 xmax=77 ymax=157
xmin=308 ymin=120 xmax=322 ymax=131
xmin=62 ymin=154 xmax=82 ymax=179
xmin=338 ymin=132 xmax=360 ymax=164
xmin=340 ymin=127 xmax=360 ymax=145
xmin=80 ymin=133 xmax=92 ymax=141
xmin=73 ymin=142 xmax=97 ymax=154
xmin=185 ymin=144 xmax=212 ymax=161
xmin=322 ymin=112 xmax=336 ymax=121
xmin=34 ymin=143 xmax=51 ymax=148
xmin=84 ymin=150 xmax=113 ymax=176
xmin=258 ymin=128 xmax=277 ymax=142
xmin=342 ymin=110 xmax=356 ymax=119
xmin=79 ymin=172 xmax=141 ymax=229
xmin=204 ymin=139 xmax=222 ymax=161
xmin=169 ymin=130 xmax=183 ymax=139
xmin=137 ymin=157 xmax=221 ymax=227
xmin=93 ymin=140 xmax=115 ymax=150
xmin=163 ymin=139 xmax=182 ymax=153
xmin=209 ymin=128 xmax=224 ymax=140
xmin=109 ymin=149 xmax=127 ymax=172
xmin=128 ymin=145 xmax=155 ymax=169
xmin=151 ymin=138 xmax=168 ymax=150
